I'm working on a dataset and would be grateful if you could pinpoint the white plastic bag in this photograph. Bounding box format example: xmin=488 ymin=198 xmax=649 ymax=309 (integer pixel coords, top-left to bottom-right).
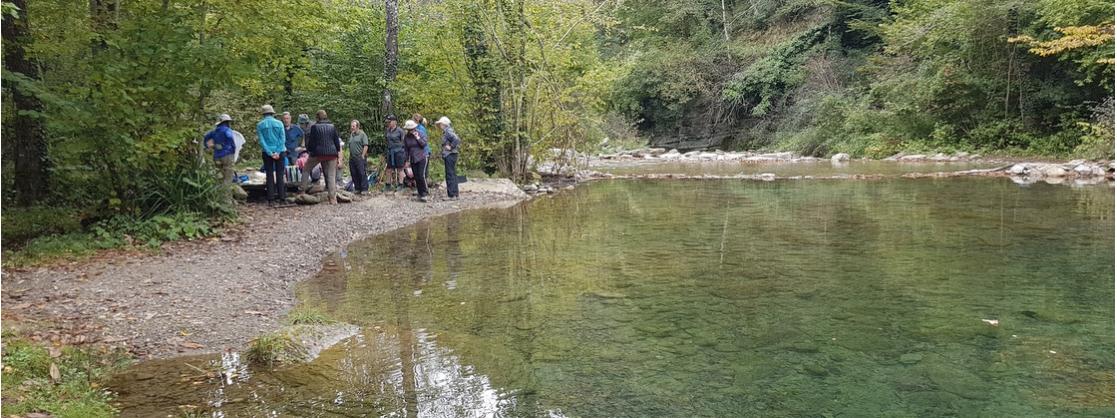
xmin=232 ymin=130 xmax=246 ymax=162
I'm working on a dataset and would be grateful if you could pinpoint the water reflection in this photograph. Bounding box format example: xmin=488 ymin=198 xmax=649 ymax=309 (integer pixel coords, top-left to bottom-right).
xmin=112 ymin=178 xmax=1114 ymax=417
xmin=111 ymin=325 xmax=520 ymax=417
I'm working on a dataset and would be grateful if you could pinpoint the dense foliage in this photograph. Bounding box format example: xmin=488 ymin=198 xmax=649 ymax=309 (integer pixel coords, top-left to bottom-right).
xmin=609 ymin=0 xmax=1113 ymax=158
xmin=1 ymin=0 xmax=1113 ymax=250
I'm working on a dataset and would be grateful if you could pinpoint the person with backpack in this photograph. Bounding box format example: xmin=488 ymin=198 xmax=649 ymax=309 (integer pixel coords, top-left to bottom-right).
xmin=435 ymin=116 xmax=461 ymax=199
xmin=300 ymin=110 xmax=343 ymax=204
xmin=402 ymin=119 xmax=429 ymax=202
xmin=257 ymin=105 xmax=287 ymax=205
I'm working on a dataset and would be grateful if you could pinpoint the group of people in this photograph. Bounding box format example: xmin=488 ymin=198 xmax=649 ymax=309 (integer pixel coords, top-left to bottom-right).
xmin=204 ymin=105 xmax=462 ymax=205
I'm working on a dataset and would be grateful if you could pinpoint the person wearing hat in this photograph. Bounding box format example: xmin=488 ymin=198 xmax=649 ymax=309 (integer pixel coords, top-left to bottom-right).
xmin=402 ymin=119 xmax=429 ymax=202
xmin=301 ymin=109 xmax=343 ymax=204
xmin=257 ymin=104 xmax=287 ymax=205
xmin=282 ymin=112 xmax=304 ymax=163
xmin=435 ymin=116 xmax=461 ymax=199
xmin=383 ymin=115 xmax=406 ymax=192
xmin=297 ymin=114 xmax=313 ymax=145
xmin=412 ymin=113 xmax=431 ymax=180
xmin=204 ymin=113 xmax=238 ymax=184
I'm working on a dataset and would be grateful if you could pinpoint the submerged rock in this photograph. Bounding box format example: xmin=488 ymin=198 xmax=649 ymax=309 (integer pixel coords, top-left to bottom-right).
xmin=247 ymin=323 xmax=359 ymax=365
xmin=900 ymin=353 xmax=924 ymax=365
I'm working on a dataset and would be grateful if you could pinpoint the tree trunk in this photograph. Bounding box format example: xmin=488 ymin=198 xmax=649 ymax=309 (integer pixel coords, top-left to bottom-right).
xmin=462 ymin=4 xmax=503 ymax=175
xmin=382 ymin=0 xmax=399 ymax=117
xmin=4 ymin=0 xmax=51 ymax=205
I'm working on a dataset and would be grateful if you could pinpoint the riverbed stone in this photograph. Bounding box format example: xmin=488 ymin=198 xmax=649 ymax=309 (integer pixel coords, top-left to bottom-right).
xmin=899 ymin=154 xmax=926 ymax=161
xmin=787 ymin=341 xmax=820 ymax=353
xmin=923 ymin=363 xmax=992 ymax=400
xmin=899 ymin=352 xmax=924 ymax=365
xmin=831 ymin=153 xmax=850 ymax=163
xmin=1009 ymin=164 xmax=1028 ymax=175
xmin=801 ymin=362 xmax=831 ymax=377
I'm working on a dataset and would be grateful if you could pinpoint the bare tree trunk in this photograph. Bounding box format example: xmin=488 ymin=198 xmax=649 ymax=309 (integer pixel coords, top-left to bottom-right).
xmin=4 ymin=0 xmax=51 ymax=205
xmin=194 ymin=0 xmax=209 ymax=122
xmin=382 ymin=0 xmax=399 ymax=117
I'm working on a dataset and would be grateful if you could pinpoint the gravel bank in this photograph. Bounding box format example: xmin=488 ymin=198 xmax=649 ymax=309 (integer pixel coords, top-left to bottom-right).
xmin=2 ymin=183 xmax=527 ymax=359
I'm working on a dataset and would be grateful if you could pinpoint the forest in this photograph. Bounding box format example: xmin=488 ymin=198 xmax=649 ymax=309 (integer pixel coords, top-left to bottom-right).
xmin=2 ymin=0 xmax=1113 ymax=256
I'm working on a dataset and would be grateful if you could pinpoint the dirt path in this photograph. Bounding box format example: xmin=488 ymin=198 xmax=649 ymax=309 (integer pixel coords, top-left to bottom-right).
xmin=1 ymin=182 xmax=527 ymax=359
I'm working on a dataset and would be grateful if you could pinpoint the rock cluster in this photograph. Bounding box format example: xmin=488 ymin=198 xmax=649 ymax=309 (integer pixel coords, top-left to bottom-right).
xmin=598 ymin=148 xmax=820 ymax=163
xmin=521 ymin=182 xmax=558 ymax=195
xmin=1005 ymin=160 xmax=1113 ymax=185
xmin=883 ymin=152 xmax=983 ymax=162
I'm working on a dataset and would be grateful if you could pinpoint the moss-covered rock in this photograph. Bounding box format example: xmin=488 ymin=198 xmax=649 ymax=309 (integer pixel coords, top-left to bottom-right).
xmin=245 ymin=323 xmax=359 ymax=366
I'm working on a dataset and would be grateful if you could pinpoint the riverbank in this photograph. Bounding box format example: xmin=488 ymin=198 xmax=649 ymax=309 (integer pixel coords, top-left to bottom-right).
xmin=534 ymin=148 xmax=1114 ymax=187
xmin=1 ymin=181 xmax=528 ymax=359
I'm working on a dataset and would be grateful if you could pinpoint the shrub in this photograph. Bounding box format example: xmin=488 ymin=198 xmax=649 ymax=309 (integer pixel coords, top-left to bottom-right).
xmin=285 ymin=307 xmax=335 ymax=326
xmin=2 ymin=207 xmax=84 ymax=247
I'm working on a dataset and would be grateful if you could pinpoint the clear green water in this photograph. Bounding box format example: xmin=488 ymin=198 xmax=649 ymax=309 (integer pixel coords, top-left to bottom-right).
xmin=592 ymin=160 xmax=1005 ymax=177
xmin=111 ymin=178 xmax=1114 ymax=417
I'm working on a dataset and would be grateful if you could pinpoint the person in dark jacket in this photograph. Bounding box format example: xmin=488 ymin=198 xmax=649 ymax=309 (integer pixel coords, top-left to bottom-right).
xmin=383 ymin=115 xmax=405 ymax=192
xmin=402 ymin=119 xmax=429 ymax=202
xmin=413 ymin=113 xmax=431 ymax=180
xmin=347 ymin=120 xmax=370 ymax=194
xmin=434 ymin=116 xmax=461 ymax=199
xmin=300 ymin=110 xmax=342 ymax=204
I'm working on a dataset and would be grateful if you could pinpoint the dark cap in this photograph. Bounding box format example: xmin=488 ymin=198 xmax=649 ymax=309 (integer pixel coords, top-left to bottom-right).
xmin=385 ymin=114 xmax=397 ymax=121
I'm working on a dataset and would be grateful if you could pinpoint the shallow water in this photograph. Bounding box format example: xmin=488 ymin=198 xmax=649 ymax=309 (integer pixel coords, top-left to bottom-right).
xmin=590 ymin=159 xmax=1005 ymax=177
xmin=111 ymin=178 xmax=1114 ymax=417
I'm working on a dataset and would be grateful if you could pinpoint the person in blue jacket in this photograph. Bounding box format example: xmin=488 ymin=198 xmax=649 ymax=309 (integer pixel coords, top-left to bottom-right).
xmin=282 ymin=111 xmax=303 ymax=163
xmin=257 ymin=105 xmax=287 ymax=204
xmin=204 ymin=113 xmax=237 ymax=184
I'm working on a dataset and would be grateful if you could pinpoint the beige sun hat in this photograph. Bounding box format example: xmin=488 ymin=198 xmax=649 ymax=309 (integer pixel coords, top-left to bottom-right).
xmin=260 ymin=104 xmax=276 ymax=114
xmin=402 ymin=120 xmax=418 ymax=130
xmin=435 ymin=116 xmax=451 ymax=126
xmin=215 ymin=113 xmax=233 ymax=126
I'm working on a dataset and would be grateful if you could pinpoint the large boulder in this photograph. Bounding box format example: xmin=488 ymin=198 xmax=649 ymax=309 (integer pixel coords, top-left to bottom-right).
xmin=1039 ymin=164 xmax=1068 ymax=178
xmin=454 ymin=178 xmax=529 ymax=198
xmin=831 ymin=153 xmax=851 ymax=163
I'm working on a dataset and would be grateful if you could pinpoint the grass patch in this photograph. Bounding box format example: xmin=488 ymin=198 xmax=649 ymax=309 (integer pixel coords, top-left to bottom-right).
xmin=1 ymin=334 xmax=132 ymax=418
xmin=285 ymin=307 xmax=335 ymax=326
xmin=2 ymin=212 xmax=225 ymax=268
xmin=244 ymin=334 xmax=295 ymax=366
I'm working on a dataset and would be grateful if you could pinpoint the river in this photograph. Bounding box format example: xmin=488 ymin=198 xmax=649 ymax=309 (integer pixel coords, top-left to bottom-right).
xmin=110 ymin=174 xmax=1114 ymax=417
